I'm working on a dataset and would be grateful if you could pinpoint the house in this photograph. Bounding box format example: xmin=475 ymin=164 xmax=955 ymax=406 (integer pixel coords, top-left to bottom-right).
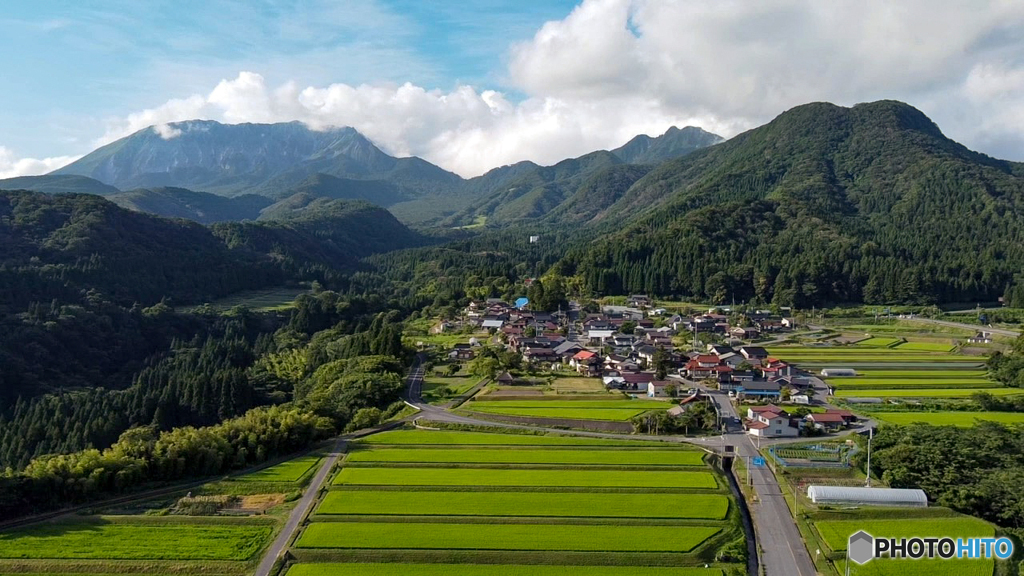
xmin=718 ymin=352 xmax=746 ymax=368
xmin=620 ymin=372 xmax=655 ymax=392
xmin=739 ymin=346 xmax=769 ymax=361
xmin=745 ymin=405 xmax=799 ymax=437
xmin=648 ymin=380 xmax=674 ymax=397
xmin=496 ymin=372 xmax=515 ymax=385
xmin=450 ymin=343 xmax=476 ymax=360
xmin=739 ymin=381 xmax=782 ymax=400
xmin=967 ymin=331 xmax=993 ymax=344
xmin=760 ymin=359 xmax=793 ymax=378
xmin=570 ymin=350 xmax=602 ymax=376
xmin=730 ymin=326 xmax=760 ymax=339
xmin=628 ymin=294 xmax=652 ymax=308
xmin=523 ymin=347 xmax=559 ymax=363
xmin=825 ymin=408 xmax=857 ymax=423
xmin=587 ymin=329 xmax=616 ymax=344
xmin=481 ymin=319 xmax=504 ymax=330
xmin=708 ymin=344 xmax=735 ymax=356
xmin=553 ymin=340 xmax=584 ymax=360
xmin=806 ymin=412 xmax=847 ymax=432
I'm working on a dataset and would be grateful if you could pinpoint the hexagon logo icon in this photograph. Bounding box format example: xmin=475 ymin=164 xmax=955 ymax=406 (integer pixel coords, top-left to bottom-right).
xmin=849 ymin=530 xmax=874 ymax=565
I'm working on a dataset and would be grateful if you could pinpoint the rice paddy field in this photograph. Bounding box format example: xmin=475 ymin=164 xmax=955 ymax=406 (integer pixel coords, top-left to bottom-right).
xmin=287 ymin=564 xmax=725 ymax=576
xmin=834 ymin=387 xmax=1021 ymax=398
xmin=872 ymin=412 xmax=1024 ymax=426
xmin=235 ymin=454 xmax=323 ymax=483
xmin=355 ymin=429 xmax=668 ymax=447
xmin=289 ymin=427 xmax=743 ymax=574
xmin=463 ymin=399 xmax=669 ymax=421
xmin=317 ymin=490 xmax=730 ymax=519
xmin=345 ymin=447 xmax=706 ymax=466
xmin=333 ymin=466 xmax=719 ymax=488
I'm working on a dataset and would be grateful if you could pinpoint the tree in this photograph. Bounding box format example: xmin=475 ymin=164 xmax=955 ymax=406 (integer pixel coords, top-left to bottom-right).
xmin=664 ymin=383 xmax=679 ymax=398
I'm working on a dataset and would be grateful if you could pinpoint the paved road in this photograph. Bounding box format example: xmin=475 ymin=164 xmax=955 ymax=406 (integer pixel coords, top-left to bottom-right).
xmin=253 ymin=436 xmax=347 ymax=576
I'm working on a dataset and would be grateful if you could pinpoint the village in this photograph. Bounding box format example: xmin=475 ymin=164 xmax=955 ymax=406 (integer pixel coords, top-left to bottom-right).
xmin=434 ymin=294 xmax=860 ymax=438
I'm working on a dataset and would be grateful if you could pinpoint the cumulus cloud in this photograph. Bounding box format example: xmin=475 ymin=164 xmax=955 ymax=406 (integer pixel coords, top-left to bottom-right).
xmin=0 ymin=147 xmax=79 ymax=179
xmin=17 ymin=0 xmax=1024 ymax=178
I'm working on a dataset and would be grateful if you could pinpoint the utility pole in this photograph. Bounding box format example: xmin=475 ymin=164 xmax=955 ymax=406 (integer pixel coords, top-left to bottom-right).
xmin=865 ymin=427 xmax=873 ymax=487
xmin=746 ymin=455 xmax=751 ymax=486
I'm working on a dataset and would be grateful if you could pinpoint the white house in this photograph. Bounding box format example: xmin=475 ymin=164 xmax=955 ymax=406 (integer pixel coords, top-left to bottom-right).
xmin=745 ymin=405 xmax=799 ymax=438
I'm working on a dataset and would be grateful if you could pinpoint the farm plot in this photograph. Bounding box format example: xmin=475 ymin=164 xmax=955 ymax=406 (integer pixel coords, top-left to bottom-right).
xmin=287 ymin=563 xmax=725 ymax=576
xmin=344 ymin=448 xmax=705 ymax=466
xmin=853 ymin=370 xmax=988 ymax=378
xmin=0 ymin=517 xmax=273 ymax=561
xmin=318 ymin=490 xmax=729 ymax=519
xmin=235 ymin=454 xmax=322 ymax=483
xmin=295 ymin=521 xmax=721 ymax=553
xmin=832 ymin=377 xmax=997 ymax=389
xmin=333 ymin=467 xmax=718 ymax=489
xmin=834 ymin=388 xmax=1022 ymax=398
xmin=465 ymin=399 xmax=668 ymax=421
xmin=855 ymin=337 xmax=902 ymax=347
xmin=467 ymin=400 xmax=668 ymax=409
xmin=421 ymin=376 xmax=480 ymax=403
xmin=873 ymin=412 xmax=1024 ymax=427
xmin=355 ymin=429 xmax=668 ymax=447
xmin=894 ymin=341 xmax=956 ymax=352
xmin=815 ymin=516 xmax=996 ymax=576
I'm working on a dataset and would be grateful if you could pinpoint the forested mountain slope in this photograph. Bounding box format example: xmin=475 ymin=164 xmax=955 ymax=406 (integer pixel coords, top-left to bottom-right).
xmin=568 ymin=100 xmax=1024 ymax=306
xmin=109 ymin=187 xmax=273 ymax=223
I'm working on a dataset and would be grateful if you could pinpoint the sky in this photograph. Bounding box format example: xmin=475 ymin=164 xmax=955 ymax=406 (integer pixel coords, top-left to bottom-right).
xmin=2 ymin=0 xmax=1024 ymax=178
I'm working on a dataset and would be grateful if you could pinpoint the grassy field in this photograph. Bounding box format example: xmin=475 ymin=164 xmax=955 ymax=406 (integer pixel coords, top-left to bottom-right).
xmin=287 ymin=564 xmax=725 ymax=576
xmin=355 ymin=429 xmax=670 ymax=447
xmin=872 ymin=412 xmax=1024 ymax=426
xmin=0 ymin=518 xmax=273 ymax=560
xmin=235 ymin=454 xmax=322 ymax=483
xmin=333 ymin=467 xmax=718 ymax=488
xmin=421 ymin=376 xmax=479 ymax=404
xmin=295 ymin=521 xmax=721 ymax=553
xmin=549 ymin=377 xmax=610 ymax=393
xmin=345 ymin=448 xmax=706 ymax=466
xmin=318 ymin=490 xmax=728 ymax=519
xmin=834 ymin=388 xmax=1022 ymax=398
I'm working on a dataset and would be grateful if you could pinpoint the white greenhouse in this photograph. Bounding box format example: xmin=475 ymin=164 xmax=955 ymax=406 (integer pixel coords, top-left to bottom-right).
xmin=820 ymin=368 xmax=857 ymax=377
xmin=807 ymin=486 xmax=927 ymax=507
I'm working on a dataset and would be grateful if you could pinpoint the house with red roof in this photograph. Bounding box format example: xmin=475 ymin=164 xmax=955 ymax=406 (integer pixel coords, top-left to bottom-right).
xmin=806 ymin=412 xmax=847 ymax=432
xmin=745 ymin=405 xmax=799 ymax=437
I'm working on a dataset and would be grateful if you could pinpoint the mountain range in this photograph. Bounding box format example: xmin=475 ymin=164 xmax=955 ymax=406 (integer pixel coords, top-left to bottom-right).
xmin=8 ymin=121 xmax=722 ymax=226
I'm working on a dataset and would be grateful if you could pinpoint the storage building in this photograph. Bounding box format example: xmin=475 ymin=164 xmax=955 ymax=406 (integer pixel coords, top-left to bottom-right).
xmin=820 ymin=368 xmax=857 ymax=377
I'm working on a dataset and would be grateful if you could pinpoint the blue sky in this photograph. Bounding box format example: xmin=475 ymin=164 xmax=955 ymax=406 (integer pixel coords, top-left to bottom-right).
xmin=2 ymin=0 xmax=1024 ymax=178
xmin=0 ymin=0 xmax=576 ymax=161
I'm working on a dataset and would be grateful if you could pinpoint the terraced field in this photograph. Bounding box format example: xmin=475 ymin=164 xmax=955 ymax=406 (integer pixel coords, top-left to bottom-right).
xmin=291 ymin=428 xmax=741 ymax=574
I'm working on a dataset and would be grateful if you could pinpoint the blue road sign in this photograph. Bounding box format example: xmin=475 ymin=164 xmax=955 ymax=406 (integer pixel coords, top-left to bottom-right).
xmin=753 ymin=457 xmax=766 ymax=467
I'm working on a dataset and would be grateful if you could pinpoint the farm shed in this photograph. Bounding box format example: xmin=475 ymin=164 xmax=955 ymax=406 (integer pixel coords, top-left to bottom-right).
xmin=821 ymin=368 xmax=857 ymax=377
xmin=806 ymin=486 xmax=927 ymax=507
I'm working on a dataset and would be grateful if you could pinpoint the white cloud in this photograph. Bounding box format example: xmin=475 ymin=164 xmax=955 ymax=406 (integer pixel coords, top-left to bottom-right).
xmin=0 ymin=147 xmax=79 ymax=179
xmin=65 ymin=0 xmax=1024 ymax=177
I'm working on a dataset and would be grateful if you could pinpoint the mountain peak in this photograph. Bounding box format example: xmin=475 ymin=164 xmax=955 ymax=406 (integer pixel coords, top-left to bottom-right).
xmin=611 ymin=125 xmax=723 ymax=164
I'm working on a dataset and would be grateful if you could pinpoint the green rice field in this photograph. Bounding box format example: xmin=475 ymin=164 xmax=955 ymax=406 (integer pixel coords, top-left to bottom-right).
xmin=333 ymin=467 xmax=718 ymax=489
xmin=831 ymin=378 xmax=997 ymax=389
xmin=235 ymin=454 xmax=322 ymax=483
xmin=873 ymin=412 xmax=1024 ymax=426
xmin=853 ymin=370 xmax=987 ymax=378
xmin=855 ymin=337 xmax=902 ymax=347
xmin=286 ymin=564 xmax=725 ymax=576
xmin=464 ymin=406 xmax=652 ymax=421
xmin=295 ymin=521 xmax=721 ymax=553
xmin=317 ymin=490 xmax=729 ymax=519
xmin=355 ymin=430 xmax=668 ymax=447
xmin=0 ymin=519 xmax=273 ymax=560
xmin=894 ymin=341 xmax=956 ymax=352
xmin=345 ymin=448 xmax=706 ymax=466
xmin=468 ymin=400 xmax=668 ymax=409
xmin=834 ymin=388 xmax=1022 ymax=398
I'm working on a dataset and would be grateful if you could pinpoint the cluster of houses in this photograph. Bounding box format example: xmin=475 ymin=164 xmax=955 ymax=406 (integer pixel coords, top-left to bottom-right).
xmin=679 ymin=345 xmax=814 ymax=402
xmin=745 ymin=405 xmax=857 ymax=438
